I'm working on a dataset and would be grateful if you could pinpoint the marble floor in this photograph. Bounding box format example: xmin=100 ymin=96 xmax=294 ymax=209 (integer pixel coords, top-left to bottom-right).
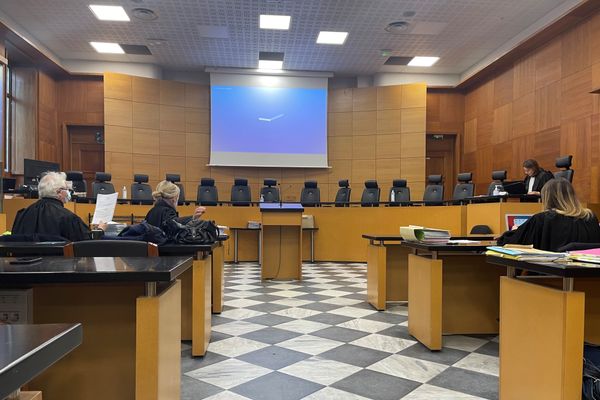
xmin=181 ymin=262 xmax=499 ymax=400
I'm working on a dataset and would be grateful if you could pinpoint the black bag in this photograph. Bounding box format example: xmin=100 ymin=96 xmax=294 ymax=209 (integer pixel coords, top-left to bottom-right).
xmin=166 ymin=219 xmax=219 ymax=245
xmin=583 ymin=344 xmax=600 ymax=400
xmin=116 ymin=221 xmax=168 ymax=245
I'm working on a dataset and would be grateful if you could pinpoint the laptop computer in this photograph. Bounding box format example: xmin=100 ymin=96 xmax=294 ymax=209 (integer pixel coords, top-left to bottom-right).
xmin=502 ymin=181 xmax=527 ymax=195
xmin=505 ymin=214 xmax=533 ymax=231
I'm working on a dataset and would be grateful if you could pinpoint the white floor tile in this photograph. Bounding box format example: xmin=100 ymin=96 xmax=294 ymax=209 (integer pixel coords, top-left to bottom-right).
xmin=453 ymin=352 xmax=499 ymax=376
xmin=277 ymin=334 xmax=343 ymax=355
xmin=207 ymin=336 xmax=269 ymax=357
xmin=224 ymin=298 xmax=262 ymax=308
xmin=302 ymin=387 xmax=371 ymax=400
xmin=219 ymin=308 xmax=265 ymax=321
xmin=443 ymin=335 xmax=488 ymax=352
xmin=328 ymin=306 xmax=377 ymax=318
xmin=280 ymin=356 xmax=361 ymax=385
xmin=274 ymin=319 xmax=330 ymax=334
xmin=350 ymin=333 xmax=416 ymax=353
xmin=185 ymin=359 xmax=271 ymax=389
xmin=402 ymin=384 xmax=486 ymax=399
xmin=368 ymin=355 xmax=448 ymax=383
xmin=337 ymin=318 xmax=393 ymax=333
xmin=211 ymin=320 xmax=265 ymax=336
xmin=272 ymin=307 xmax=322 ymax=319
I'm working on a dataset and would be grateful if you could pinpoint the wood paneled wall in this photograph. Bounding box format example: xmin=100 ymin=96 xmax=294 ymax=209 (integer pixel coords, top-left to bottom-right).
xmin=461 ymin=11 xmax=600 ymax=202
xmin=104 ymin=72 xmax=427 ymax=202
xmin=10 ymin=69 xmax=103 ymax=169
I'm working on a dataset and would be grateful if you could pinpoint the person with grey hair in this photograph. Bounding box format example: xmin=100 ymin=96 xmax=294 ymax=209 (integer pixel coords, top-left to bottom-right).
xmin=12 ymin=171 xmax=95 ymax=241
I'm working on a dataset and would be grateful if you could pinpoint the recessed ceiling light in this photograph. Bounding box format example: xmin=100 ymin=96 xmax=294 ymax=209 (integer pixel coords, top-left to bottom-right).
xmin=90 ymin=41 xmax=125 ymax=54
xmin=407 ymin=56 xmax=439 ymax=67
xmin=260 ymin=15 xmax=291 ymax=30
xmin=316 ymin=31 xmax=348 ymax=45
xmin=89 ymin=5 xmax=130 ymax=21
xmin=258 ymin=60 xmax=283 ymax=70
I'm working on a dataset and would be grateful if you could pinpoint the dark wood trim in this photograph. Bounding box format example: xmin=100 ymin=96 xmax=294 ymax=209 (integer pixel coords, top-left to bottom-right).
xmin=457 ymin=0 xmax=600 ymax=90
xmin=592 ymin=88 xmax=600 ymax=94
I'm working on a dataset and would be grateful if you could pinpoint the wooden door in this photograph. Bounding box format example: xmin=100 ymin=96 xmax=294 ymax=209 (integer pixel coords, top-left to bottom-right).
xmin=68 ymin=125 xmax=104 ymax=188
xmin=426 ymin=135 xmax=455 ymax=200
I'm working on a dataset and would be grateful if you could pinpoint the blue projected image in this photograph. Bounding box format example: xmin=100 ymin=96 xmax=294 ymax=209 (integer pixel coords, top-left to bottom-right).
xmin=211 ymin=85 xmax=327 ymax=154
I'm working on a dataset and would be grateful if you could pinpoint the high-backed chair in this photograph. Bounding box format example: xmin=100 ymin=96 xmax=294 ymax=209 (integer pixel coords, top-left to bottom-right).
xmin=487 ymin=170 xmax=507 ymax=195
xmin=300 ymin=181 xmax=320 ymax=207
xmin=389 ymin=179 xmax=411 ymax=206
xmin=554 ymin=155 xmax=574 ymax=182
xmin=260 ymin=179 xmax=280 ymax=203
xmin=166 ymin=174 xmax=185 ymax=205
xmin=231 ymin=178 xmax=251 ymax=206
xmin=197 ymin=178 xmax=218 ymax=206
xmin=452 ymin=172 xmax=474 ymax=202
xmin=91 ymin=172 xmax=115 ymax=198
xmin=423 ymin=175 xmax=444 ymax=205
xmin=130 ymin=174 xmax=153 ymax=204
xmin=361 ymin=180 xmax=380 ymax=207
xmin=66 ymin=171 xmax=87 ymax=194
xmin=64 ymin=240 xmax=158 ymax=257
xmin=334 ymin=179 xmax=351 ymax=207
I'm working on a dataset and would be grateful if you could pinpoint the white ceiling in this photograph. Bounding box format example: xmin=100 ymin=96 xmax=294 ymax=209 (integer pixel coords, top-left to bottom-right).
xmin=0 ymin=0 xmax=578 ymax=77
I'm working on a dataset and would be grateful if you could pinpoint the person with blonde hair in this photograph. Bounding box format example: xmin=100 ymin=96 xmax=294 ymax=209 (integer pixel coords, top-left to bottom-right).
xmin=12 ymin=171 xmax=98 ymax=241
xmin=144 ymin=180 xmax=205 ymax=229
xmin=497 ymin=178 xmax=600 ymax=251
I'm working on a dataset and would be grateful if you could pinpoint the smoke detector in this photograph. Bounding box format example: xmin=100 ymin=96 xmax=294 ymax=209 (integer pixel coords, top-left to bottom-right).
xmin=385 ymin=21 xmax=410 ymax=34
xmin=132 ymin=7 xmax=158 ymax=21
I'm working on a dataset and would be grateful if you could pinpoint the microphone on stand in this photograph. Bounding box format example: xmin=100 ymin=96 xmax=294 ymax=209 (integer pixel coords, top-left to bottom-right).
xmin=279 ymin=182 xmax=283 ymax=208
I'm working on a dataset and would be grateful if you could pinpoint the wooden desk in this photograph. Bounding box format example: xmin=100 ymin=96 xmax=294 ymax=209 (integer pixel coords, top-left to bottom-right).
xmin=0 ymin=324 xmax=82 ymax=399
xmin=466 ymin=202 xmax=543 ymax=234
xmin=362 ymin=234 xmax=409 ymax=311
xmin=0 ymin=256 xmax=191 ymax=400
xmin=260 ymin=204 xmax=303 ymax=280
xmin=402 ymin=241 xmax=503 ymax=351
xmin=487 ymin=256 xmax=600 ymax=400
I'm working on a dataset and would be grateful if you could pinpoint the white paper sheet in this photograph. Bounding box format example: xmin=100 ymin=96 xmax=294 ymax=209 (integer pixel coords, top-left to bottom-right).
xmin=92 ymin=192 xmax=118 ymax=225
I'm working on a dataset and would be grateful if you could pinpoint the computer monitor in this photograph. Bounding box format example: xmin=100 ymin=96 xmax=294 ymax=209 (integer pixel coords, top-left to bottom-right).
xmin=23 ymin=159 xmax=60 ymax=186
xmin=505 ymin=214 xmax=533 ymax=231
xmin=2 ymin=178 xmax=15 ymax=192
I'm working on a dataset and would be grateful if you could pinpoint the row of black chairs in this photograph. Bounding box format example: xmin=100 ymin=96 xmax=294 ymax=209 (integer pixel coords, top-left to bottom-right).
xmin=66 ymin=154 xmax=573 ymax=206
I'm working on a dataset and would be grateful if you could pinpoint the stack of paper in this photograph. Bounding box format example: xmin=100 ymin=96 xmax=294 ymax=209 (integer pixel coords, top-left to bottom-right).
xmin=486 ymin=245 xmax=565 ymax=261
xmin=567 ymin=248 xmax=600 ymax=265
xmin=400 ymin=225 xmax=451 ymax=244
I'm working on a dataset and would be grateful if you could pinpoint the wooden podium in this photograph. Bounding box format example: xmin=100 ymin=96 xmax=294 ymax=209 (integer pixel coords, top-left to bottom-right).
xmin=260 ymin=203 xmax=303 ymax=280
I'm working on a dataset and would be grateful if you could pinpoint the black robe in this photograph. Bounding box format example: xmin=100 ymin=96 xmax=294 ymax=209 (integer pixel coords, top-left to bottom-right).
xmin=12 ymin=197 xmax=91 ymax=242
xmin=524 ymin=169 xmax=554 ymax=193
xmin=144 ymin=199 xmax=191 ymax=230
xmin=497 ymin=210 xmax=600 ymax=251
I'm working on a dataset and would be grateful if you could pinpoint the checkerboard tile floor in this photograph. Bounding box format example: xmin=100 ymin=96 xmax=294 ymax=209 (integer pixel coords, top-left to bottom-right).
xmin=182 ymin=262 xmax=499 ymax=400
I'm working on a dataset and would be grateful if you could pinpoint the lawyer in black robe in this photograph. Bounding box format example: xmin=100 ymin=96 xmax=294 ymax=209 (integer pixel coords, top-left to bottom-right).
xmin=144 ymin=180 xmax=205 ymax=231
xmin=12 ymin=172 xmax=91 ymax=242
xmin=497 ymin=178 xmax=600 ymax=251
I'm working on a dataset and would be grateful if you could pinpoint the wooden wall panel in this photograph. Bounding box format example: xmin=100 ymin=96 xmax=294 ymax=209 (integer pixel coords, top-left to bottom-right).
xmin=460 ymin=9 xmax=600 ymax=202
xmin=105 ymin=74 xmax=426 ymax=201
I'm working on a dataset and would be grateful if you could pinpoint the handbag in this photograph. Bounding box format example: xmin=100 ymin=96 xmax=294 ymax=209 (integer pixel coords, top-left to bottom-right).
xmin=165 ymin=218 xmax=219 ymax=245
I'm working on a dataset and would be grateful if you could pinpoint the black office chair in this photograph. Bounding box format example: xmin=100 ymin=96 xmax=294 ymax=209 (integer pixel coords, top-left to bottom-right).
xmin=423 ymin=175 xmax=444 ymax=205
xmin=300 ymin=181 xmax=320 ymax=207
xmin=197 ymin=178 xmax=218 ymax=206
xmin=554 ymin=155 xmax=574 ymax=182
xmin=260 ymin=179 xmax=280 ymax=203
xmin=231 ymin=178 xmax=251 ymax=206
xmin=64 ymin=240 xmax=159 ymax=257
xmin=166 ymin=174 xmax=185 ymax=205
xmin=334 ymin=179 xmax=351 ymax=207
xmin=389 ymin=179 xmax=411 ymax=206
xmin=131 ymin=174 xmax=153 ymax=204
xmin=66 ymin=171 xmax=87 ymax=194
xmin=470 ymin=225 xmax=493 ymax=235
xmin=361 ymin=180 xmax=380 ymax=207
xmin=91 ymin=172 xmax=115 ymax=199
xmin=487 ymin=170 xmax=507 ymax=195
xmin=452 ymin=172 xmax=474 ymax=202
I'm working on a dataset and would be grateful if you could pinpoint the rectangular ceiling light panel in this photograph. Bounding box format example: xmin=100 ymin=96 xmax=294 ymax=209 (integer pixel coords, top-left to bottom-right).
xmin=407 ymin=56 xmax=440 ymax=67
xmin=90 ymin=41 xmax=125 ymax=54
xmin=258 ymin=60 xmax=283 ymax=70
xmin=316 ymin=31 xmax=348 ymax=45
xmin=260 ymin=14 xmax=291 ymax=30
xmin=89 ymin=5 xmax=130 ymax=21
